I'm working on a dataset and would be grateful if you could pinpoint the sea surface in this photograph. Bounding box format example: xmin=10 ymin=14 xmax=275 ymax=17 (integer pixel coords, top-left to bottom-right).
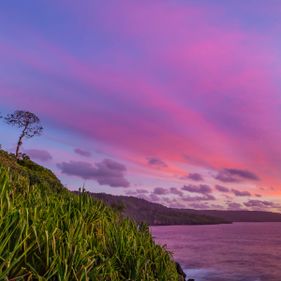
xmin=150 ymin=223 xmax=281 ymax=281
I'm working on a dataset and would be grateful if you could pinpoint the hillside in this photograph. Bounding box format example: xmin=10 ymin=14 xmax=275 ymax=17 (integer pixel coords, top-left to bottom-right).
xmin=0 ymin=151 xmax=181 ymax=280
xmin=92 ymin=193 xmax=230 ymax=225
xmin=0 ymin=149 xmax=63 ymax=192
xmin=192 ymin=209 xmax=281 ymax=222
xmin=92 ymin=193 xmax=281 ymax=224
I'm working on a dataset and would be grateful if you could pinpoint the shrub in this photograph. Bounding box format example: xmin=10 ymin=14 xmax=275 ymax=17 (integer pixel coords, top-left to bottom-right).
xmin=0 ymin=167 xmax=179 ymax=280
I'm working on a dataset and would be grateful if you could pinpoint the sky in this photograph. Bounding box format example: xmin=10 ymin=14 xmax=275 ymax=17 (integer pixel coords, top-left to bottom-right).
xmin=1 ymin=0 xmax=281 ymax=212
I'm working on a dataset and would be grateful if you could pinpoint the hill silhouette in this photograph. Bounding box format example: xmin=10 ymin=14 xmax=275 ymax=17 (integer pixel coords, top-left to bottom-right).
xmin=92 ymin=193 xmax=281 ymax=225
xmin=92 ymin=193 xmax=230 ymax=225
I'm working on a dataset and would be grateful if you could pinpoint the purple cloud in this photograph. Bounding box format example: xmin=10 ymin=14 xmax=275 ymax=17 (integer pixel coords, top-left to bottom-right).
xmin=182 ymin=184 xmax=212 ymax=194
xmin=162 ymin=197 xmax=173 ymax=204
xmin=126 ymin=191 xmax=137 ymax=196
xmin=231 ymin=189 xmax=251 ymax=197
xmin=74 ymin=148 xmax=92 ymax=157
xmin=24 ymin=149 xmax=52 ymax=162
xmin=170 ymin=187 xmax=183 ymax=196
xmin=181 ymin=172 xmax=204 ymax=181
xmin=188 ymin=202 xmax=210 ymax=209
xmin=244 ymin=200 xmax=280 ymax=210
xmin=215 ymin=168 xmax=259 ymax=183
xmin=169 ymin=202 xmax=186 ymax=209
xmin=57 ymin=159 xmax=130 ymax=187
xmin=149 ymin=193 xmax=161 ymax=202
xmin=126 ymin=189 xmax=150 ymax=196
xmin=153 ymin=187 xmax=169 ymax=195
xmin=215 ymin=185 xmax=230 ymax=193
xmin=147 ymin=157 xmax=167 ymax=168
xmin=152 ymin=187 xmax=183 ymax=196
xmin=136 ymin=189 xmax=149 ymax=194
xmin=227 ymin=202 xmax=243 ymax=210
xmin=210 ymin=204 xmax=225 ymax=210
xmin=182 ymin=194 xmax=216 ymax=201
xmin=153 ymin=187 xmax=183 ymax=196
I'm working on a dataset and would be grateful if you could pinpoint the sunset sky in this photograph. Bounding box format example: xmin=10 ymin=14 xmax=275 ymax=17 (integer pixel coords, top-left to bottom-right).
xmin=1 ymin=0 xmax=281 ymax=211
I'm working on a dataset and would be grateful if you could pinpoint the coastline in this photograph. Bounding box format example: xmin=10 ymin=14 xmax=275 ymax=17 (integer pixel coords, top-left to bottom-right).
xmin=176 ymin=262 xmax=187 ymax=281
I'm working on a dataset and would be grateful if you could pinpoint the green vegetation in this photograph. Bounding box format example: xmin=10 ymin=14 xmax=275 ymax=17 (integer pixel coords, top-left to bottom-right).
xmin=0 ymin=150 xmax=179 ymax=280
xmin=2 ymin=110 xmax=43 ymax=159
xmin=0 ymin=150 xmax=63 ymax=192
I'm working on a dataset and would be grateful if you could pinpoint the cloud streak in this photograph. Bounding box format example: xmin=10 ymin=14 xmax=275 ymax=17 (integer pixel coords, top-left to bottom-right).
xmin=231 ymin=189 xmax=251 ymax=197
xmin=215 ymin=168 xmax=259 ymax=183
xmin=147 ymin=157 xmax=167 ymax=168
xmin=181 ymin=173 xmax=204 ymax=182
xmin=1 ymin=1 xmax=281 ymax=207
xmin=182 ymin=184 xmax=212 ymax=194
xmin=215 ymin=185 xmax=230 ymax=193
xmin=74 ymin=148 xmax=91 ymax=157
xmin=244 ymin=200 xmax=280 ymax=210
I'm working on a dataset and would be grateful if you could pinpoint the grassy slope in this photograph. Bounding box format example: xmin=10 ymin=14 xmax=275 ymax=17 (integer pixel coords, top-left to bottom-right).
xmin=0 ymin=150 xmax=63 ymax=193
xmin=0 ymin=150 xmax=179 ymax=280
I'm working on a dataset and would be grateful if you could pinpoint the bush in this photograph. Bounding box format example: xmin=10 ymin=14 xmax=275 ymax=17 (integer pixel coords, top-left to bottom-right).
xmin=0 ymin=167 xmax=179 ymax=280
xmin=0 ymin=149 xmax=64 ymax=193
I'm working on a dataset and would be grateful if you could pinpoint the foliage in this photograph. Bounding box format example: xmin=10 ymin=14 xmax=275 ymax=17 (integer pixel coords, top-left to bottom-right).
xmin=3 ymin=110 xmax=43 ymax=158
xmin=0 ymin=165 xmax=179 ymax=280
xmin=4 ymin=110 xmax=43 ymax=138
xmin=0 ymin=149 xmax=63 ymax=193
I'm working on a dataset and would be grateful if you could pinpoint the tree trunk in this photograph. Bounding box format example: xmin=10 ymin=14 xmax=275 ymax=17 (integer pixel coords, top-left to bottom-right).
xmin=15 ymin=123 xmax=28 ymax=159
xmin=15 ymin=134 xmax=24 ymax=159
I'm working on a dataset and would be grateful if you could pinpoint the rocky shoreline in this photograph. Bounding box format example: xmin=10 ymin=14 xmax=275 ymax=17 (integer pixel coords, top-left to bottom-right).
xmin=176 ymin=262 xmax=195 ymax=281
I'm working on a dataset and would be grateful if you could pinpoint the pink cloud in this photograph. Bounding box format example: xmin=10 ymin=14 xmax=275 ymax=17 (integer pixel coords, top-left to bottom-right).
xmin=1 ymin=1 xmax=281 ymax=203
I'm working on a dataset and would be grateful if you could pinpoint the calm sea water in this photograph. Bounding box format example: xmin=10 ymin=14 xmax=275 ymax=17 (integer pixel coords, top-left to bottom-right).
xmin=150 ymin=223 xmax=281 ymax=281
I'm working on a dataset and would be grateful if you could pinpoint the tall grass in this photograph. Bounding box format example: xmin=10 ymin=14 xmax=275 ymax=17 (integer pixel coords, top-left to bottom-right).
xmin=0 ymin=167 xmax=179 ymax=280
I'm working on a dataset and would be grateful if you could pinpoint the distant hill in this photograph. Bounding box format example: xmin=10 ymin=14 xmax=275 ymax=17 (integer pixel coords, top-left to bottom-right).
xmin=91 ymin=193 xmax=230 ymax=225
xmin=91 ymin=193 xmax=281 ymax=225
xmin=190 ymin=209 xmax=281 ymax=222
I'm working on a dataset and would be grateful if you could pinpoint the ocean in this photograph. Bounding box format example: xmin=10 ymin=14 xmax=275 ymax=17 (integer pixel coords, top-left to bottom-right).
xmin=150 ymin=223 xmax=281 ymax=281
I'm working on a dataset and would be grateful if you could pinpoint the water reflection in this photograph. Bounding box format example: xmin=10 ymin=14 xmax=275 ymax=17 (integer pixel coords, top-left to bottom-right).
xmin=151 ymin=223 xmax=281 ymax=281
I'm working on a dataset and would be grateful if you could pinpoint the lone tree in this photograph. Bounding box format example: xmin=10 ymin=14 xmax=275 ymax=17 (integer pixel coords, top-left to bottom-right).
xmin=4 ymin=110 xmax=43 ymax=159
